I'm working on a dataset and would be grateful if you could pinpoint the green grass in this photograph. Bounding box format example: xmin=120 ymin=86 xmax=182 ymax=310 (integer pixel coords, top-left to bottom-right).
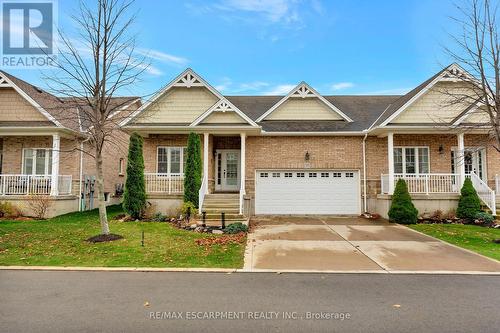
xmin=0 ymin=205 xmax=245 ymax=268
xmin=409 ymin=224 xmax=500 ymax=261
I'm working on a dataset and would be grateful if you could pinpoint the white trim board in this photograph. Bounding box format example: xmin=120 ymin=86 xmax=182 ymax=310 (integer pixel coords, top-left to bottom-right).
xmin=256 ymin=82 xmax=353 ymax=123
xmin=190 ymin=99 xmax=258 ymax=127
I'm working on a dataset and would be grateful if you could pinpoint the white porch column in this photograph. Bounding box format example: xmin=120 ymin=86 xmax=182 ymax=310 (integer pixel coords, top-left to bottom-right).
xmin=240 ymin=133 xmax=246 ymax=215
xmin=387 ymin=132 xmax=395 ymax=195
xmin=203 ymin=133 xmax=209 ymax=194
xmin=457 ymin=132 xmax=465 ymax=187
xmin=50 ymin=133 xmax=60 ymax=196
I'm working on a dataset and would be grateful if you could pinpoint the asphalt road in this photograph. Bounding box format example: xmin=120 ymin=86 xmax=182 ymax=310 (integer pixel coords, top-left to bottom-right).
xmin=1 ymin=271 xmax=499 ymax=333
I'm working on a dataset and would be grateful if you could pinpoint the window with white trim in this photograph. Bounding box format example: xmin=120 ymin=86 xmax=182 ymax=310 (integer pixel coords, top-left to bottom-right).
xmin=260 ymin=172 xmax=268 ymax=178
xmin=309 ymin=172 xmax=317 ymax=178
xmin=321 ymin=172 xmax=329 ymax=178
xmin=157 ymin=147 xmax=186 ymax=174
xmin=394 ymin=147 xmax=429 ymax=175
xmin=23 ymin=148 xmax=52 ymax=175
xmin=272 ymin=172 xmax=280 ymax=178
xmin=296 ymin=172 xmax=305 ymax=178
xmin=119 ymin=158 xmax=125 ymax=175
xmin=284 ymin=172 xmax=292 ymax=178
xmin=333 ymin=172 xmax=341 ymax=178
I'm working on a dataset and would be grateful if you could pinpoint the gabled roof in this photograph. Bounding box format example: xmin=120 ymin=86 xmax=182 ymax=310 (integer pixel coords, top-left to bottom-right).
xmin=373 ymin=63 xmax=473 ymax=127
xmin=122 ymin=68 xmax=225 ymax=126
xmin=256 ymin=82 xmax=353 ymax=122
xmin=190 ymin=99 xmax=258 ymax=127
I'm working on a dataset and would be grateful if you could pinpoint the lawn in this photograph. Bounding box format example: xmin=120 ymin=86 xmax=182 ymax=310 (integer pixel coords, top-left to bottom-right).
xmin=409 ymin=224 xmax=500 ymax=261
xmin=0 ymin=205 xmax=246 ymax=268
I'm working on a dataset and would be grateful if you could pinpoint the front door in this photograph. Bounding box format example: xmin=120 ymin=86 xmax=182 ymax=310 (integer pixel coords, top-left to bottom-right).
xmin=215 ymin=150 xmax=240 ymax=191
xmin=452 ymin=148 xmax=487 ymax=181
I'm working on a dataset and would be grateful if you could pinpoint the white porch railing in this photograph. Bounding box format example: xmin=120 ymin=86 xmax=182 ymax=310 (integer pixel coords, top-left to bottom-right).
xmin=381 ymin=173 xmax=461 ymax=194
xmin=239 ymin=189 xmax=245 ymax=215
xmin=145 ymin=173 xmax=184 ymax=194
xmin=470 ymin=172 xmax=497 ymax=216
xmin=0 ymin=174 xmax=72 ymax=195
xmin=198 ymin=175 xmax=208 ymax=214
xmin=496 ymin=174 xmax=500 ymax=193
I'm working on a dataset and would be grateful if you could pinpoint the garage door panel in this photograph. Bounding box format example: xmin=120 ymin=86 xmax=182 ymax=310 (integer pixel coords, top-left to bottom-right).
xmin=255 ymin=170 xmax=359 ymax=215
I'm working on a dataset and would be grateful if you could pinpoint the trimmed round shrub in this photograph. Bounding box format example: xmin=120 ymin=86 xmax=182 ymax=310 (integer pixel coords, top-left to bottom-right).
xmin=474 ymin=211 xmax=494 ymax=224
xmin=388 ymin=179 xmax=418 ymax=224
xmin=456 ymin=178 xmax=481 ymax=220
xmin=223 ymin=222 xmax=248 ymax=234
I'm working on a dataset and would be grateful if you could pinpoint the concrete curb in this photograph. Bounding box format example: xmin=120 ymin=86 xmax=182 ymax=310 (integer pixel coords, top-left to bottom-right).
xmin=1 ymin=266 xmax=499 ymax=275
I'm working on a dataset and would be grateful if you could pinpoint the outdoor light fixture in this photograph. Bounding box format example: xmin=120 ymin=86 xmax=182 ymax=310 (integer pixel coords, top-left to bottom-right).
xmin=439 ymin=145 xmax=444 ymax=154
xmin=305 ymin=151 xmax=310 ymax=161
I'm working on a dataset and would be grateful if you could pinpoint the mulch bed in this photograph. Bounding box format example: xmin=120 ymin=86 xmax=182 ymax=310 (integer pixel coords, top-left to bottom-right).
xmin=195 ymin=232 xmax=246 ymax=247
xmin=86 ymin=233 xmax=124 ymax=243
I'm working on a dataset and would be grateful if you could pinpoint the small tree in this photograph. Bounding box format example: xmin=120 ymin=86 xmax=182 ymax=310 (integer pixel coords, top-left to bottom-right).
xmin=388 ymin=179 xmax=418 ymax=224
xmin=456 ymin=178 xmax=482 ymax=219
xmin=184 ymin=132 xmax=202 ymax=207
xmin=123 ymin=133 xmax=146 ymax=219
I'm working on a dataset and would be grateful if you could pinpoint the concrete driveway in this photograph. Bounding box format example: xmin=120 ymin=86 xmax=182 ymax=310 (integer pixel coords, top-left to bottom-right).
xmin=244 ymin=216 xmax=500 ymax=273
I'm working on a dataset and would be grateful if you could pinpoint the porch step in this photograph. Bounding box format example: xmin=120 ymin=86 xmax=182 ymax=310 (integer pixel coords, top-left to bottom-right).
xmin=201 ymin=193 xmax=244 ymax=222
xmin=204 ymin=193 xmax=239 ymax=199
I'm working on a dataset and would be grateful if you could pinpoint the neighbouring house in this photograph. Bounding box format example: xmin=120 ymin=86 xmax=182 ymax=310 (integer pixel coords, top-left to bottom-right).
xmin=0 ymin=70 xmax=140 ymax=217
xmin=121 ymin=64 xmax=499 ymax=222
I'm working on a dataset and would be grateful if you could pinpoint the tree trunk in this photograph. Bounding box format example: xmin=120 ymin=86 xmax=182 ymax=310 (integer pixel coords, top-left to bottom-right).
xmin=95 ymin=152 xmax=110 ymax=235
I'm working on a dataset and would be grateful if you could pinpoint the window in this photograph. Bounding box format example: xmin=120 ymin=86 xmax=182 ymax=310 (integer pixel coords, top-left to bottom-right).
xmin=345 ymin=172 xmax=354 ymax=178
xmin=321 ymin=172 xmax=329 ymax=178
xmin=284 ymin=172 xmax=292 ymax=178
xmin=333 ymin=172 xmax=341 ymax=178
xmin=23 ymin=148 xmax=52 ymax=175
xmin=260 ymin=172 xmax=268 ymax=178
xmin=118 ymin=158 xmax=125 ymax=175
xmin=309 ymin=172 xmax=317 ymax=178
xmin=296 ymin=172 xmax=305 ymax=178
xmin=157 ymin=147 xmax=186 ymax=174
xmin=393 ymin=147 xmax=429 ymax=175
xmin=272 ymin=172 xmax=280 ymax=178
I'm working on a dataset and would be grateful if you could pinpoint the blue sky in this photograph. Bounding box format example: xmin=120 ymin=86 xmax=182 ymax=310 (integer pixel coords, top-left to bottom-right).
xmin=7 ymin=0 xmax=460 ymax=97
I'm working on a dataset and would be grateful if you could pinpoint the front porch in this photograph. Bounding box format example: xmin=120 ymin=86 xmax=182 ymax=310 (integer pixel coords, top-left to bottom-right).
xmin=378 ymin=132 xmax=498 ymax=216
xmin=142 ymin=132 xmax=249 ymax=217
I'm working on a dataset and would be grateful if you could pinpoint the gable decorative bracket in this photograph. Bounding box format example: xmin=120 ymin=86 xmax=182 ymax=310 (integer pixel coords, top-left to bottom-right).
xmin=290 ymin=84 xmax=316 ymax=98
xmin=174 ymin=72 xmax=203 ymax=88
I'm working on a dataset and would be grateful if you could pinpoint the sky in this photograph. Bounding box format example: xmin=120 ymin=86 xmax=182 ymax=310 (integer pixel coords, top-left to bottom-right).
xmin=5 ymin=0 xmax=462 ymax=98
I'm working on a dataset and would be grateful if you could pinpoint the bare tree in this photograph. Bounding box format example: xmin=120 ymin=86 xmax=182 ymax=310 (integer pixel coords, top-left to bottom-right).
xmin=44 ymin=0 xmax=147 ymax=235
xmin=444 ymin=0 xmax=500 ymax=152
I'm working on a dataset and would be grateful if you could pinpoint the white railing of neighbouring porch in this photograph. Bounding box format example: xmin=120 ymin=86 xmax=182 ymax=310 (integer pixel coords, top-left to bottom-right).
xmin=144 ymin=173 xmax=184 ymax=194
xmin=470 ymin=172 xmax=497 ymax=216
xmin=0 ymin=174 xmax=72 ymax=195
xmin=496 ymin=174 xmax=500 ymax=193
xmin=381 ymin=173 xmax=461 ymax=194
xmin=198 ymin=175 xmax=208 ymax=214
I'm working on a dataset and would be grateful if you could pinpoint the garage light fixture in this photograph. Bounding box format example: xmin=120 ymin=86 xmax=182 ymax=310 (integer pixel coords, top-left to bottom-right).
xmin=305 ymin=151 xmax=310 ymax=161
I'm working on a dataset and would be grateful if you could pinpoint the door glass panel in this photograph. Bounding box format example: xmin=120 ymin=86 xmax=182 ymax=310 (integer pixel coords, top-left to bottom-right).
xmin=35 ymin=150 xmax=46 ymax=174
xmin=23 ymin=149 xmax=34 ymax=174
xmin=405 ymin=148 xmax=416 ymax=174
xmin=476 ymin=150 xmax=484 ymax=179
xmin=464 ymin=151 xmax=473 ymax=174
xmin=393 ymin=148 xmax=403 ymax=173
xmin=170 ymin=148 xmax=181 ymax=174
xmin=418 ymin=148 xmax=429 ymax=174
xmin=217 ymin=153 xmax=222 ymax=185
xmin=225 ymin=152 xmax=238 ymax=186
xmin=157 ymin=148 xmax=168 ymax=173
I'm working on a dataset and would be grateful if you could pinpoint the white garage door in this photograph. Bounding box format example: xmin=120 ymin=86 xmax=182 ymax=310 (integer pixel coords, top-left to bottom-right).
xmin=255 ymin=170 xmax=360 ymax=215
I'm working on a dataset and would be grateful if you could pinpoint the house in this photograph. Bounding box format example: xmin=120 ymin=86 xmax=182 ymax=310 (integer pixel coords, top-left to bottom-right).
xmin=121 ymin=64 xmax=499 ymax=222
xmin=0 ymin=70 xmax=140 ymax=217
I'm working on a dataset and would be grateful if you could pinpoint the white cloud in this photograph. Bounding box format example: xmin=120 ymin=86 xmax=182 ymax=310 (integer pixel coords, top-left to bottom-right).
xmin=216 ymin=0 xmax=295 ymax=23
xmin=214 ymin=77 xmax=233 ymax=92
xmin=136 ymin=48 xmax=189 ymax=66
xmin=263 ymin=84 xmax=295 ymax=95
xmin=331 ymin=82 xmax=354 ymax=91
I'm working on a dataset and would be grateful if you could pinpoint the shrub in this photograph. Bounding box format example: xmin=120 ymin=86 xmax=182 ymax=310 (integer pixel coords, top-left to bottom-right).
xmin=123 ymin=132 xmax=147 ymax=219
xmin=223 ymin=222 xmax=248 ymax=234
xmin=183 ymin=132 xmax=202 ymax=207
xmin=151 ymin=212 xmax=167 ymax=222
xmin=474 ymin=211 xmax=495 ymax=224
xmin=0 ymin=201 xmax=20 ymax=218
xmin=388 ymin=179 xmax=418 ymax=224
xmin=24 ymin=195 xmax=52 ymax=219
xmin=456 ymin=178 xmax=481 ymax=220
xmin=181 ymin=201 xmax=197 ymax=218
